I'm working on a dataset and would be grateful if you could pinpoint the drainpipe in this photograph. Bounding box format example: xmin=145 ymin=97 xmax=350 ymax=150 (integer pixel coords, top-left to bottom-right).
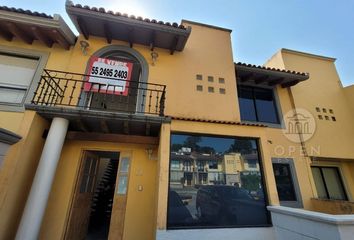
xmin=287 ymin=88 xmax=315 ymax=197
xmin=16 ymin=117 xmax=69 ymax=240
xmin=287 ymin=88 xmax=308 ymax=157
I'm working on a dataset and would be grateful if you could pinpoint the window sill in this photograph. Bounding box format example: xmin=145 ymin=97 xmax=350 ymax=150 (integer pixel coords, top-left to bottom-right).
xmin=167 ymin=224 xmax=273 ymax=230
xmin=0 ymin=103 xmax=25 ymax=112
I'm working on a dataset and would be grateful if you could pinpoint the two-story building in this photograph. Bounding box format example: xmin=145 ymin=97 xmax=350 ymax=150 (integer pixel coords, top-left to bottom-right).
xmin=0 ymin=1 xmax=353 ymax=240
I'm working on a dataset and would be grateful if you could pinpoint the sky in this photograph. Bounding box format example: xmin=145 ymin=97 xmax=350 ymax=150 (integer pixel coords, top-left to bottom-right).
xmin=3 ymin=0 xmax=354 ymax=86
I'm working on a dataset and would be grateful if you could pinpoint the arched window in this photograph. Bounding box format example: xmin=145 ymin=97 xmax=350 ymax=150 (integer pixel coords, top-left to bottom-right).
xmin=84 ymin=45 xmax=148 ymax=114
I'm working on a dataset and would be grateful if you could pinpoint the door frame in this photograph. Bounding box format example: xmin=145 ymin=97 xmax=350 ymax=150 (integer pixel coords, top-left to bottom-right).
xmin=63 ymin=149 xmax=132 ymax=240
xmin=271 ymin=158 xmax=303 ymax=208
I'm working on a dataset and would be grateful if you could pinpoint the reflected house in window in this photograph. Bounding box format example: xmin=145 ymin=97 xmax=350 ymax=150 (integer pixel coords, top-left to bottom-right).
xmin=223 ymin=152 xmax=260 ymax=186
xmin=168 ymin=134 xmax=269 ymax=228
xmin=170 ymin=151 xmax=225 ymax=187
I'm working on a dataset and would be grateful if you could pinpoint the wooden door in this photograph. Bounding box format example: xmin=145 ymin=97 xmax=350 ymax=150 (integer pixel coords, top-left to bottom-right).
xmin=108 ymin=152 xmax=132 ymax=240
xmin=66 ymin=151 xmax=100 ymax=240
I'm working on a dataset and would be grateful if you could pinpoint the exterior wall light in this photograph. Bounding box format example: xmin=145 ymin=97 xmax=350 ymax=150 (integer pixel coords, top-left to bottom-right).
xmin=151 ymin=51 xmax=158 ymax=66
xmin=79 ymin=40 xmax=90 ymax=55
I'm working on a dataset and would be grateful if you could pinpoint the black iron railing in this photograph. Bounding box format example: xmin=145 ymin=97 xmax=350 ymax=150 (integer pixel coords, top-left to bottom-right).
xmin=31 ymin=69 xmax=166 ymax=116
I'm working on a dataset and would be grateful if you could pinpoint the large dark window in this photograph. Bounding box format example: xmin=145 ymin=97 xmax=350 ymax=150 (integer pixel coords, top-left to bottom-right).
xmin=238 ymin=85 xmax=279 ymax=124
xmin=311 ymin=166 xmax=347 ymax=200
xmin=167 ymin=134 xmax=270 ymax=229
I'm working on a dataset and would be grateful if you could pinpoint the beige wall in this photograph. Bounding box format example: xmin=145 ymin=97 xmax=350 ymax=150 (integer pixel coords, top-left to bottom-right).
xmin=265 ymin=49 xmax=354 ymax=207
xmin=0 ymin=112 xmax=48 ymax=240
xmin=39 ymin=140 xmax=158 ymax=240
xmin=275 ymin=49 xmax=354 ymax=159
xmin=343 ymin=84 xmax=354 ymax=112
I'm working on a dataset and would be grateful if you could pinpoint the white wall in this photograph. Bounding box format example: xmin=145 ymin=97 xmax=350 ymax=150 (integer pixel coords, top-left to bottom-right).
xmin=268 ymin=206 xmax=354 ymax=240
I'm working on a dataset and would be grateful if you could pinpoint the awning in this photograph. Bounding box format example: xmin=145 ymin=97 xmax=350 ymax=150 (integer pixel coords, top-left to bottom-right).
xmin=235 ymin=62 xmax=309 ymax=88
xmin=66 ymin=1 xmax=191 ymax=54
xmin=0 ymin=6 xmax=76 ymax=49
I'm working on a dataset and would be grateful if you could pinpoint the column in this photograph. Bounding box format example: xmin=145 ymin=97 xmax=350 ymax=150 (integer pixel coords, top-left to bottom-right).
xmin=16 ymin=117 xmax=69 ymax=240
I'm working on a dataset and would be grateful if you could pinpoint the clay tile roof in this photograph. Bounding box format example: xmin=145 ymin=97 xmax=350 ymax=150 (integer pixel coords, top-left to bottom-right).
xmin=169 ymin=116 xmax=267 ymax=127
xmin=68 ymin=1 xmax=186 ymax=30
xmin=235 ymin=62 xmax=309 ymax=76
xmin=0 ymin=5 xmax=53 ymax=19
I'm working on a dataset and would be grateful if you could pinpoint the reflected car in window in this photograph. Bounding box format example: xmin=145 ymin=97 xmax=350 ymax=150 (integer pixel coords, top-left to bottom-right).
xmin=167 ymin=190 xmax=195 ymax=226
xmin=196 ymin=185 xmax=268 ymax=226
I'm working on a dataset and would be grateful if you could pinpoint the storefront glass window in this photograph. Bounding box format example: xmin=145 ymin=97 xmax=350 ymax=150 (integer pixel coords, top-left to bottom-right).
xmin=167 ymin=134 xmax=270 ymax=228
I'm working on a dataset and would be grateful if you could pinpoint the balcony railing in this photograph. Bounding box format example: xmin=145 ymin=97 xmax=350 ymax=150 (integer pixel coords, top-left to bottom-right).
xmin=31 ymin=69 xmax=166 ymax=116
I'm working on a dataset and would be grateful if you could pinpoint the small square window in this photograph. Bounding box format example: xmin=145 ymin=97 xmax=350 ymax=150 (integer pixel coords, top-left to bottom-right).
xmin=325 ymin=116 xmax=329 ymax=120
xmin=322 ymin=108 xmax=327 ymax=113
xmin=208 ymin=86 xmax=214 ymax=93
xmin=196 ymin=74 xmax=202 ymax=80
xmin=329 ymin=109 xmax=334 ymax=114
xmin=332 ymin=116 xmax=336 ymax=121
xmin=318 ymin=115 xmax=323 ymax=120
xmin=218 ymin=78 xmax=225 ymax=84
xmin=315 ymin=107 xmax=320 ymax=112
xmin=196 ymin=85 xmax=203 ymax=91
xmin=208 ymin=76 xmax=214 ymax=82
xmin=219 ymin=88 xmax=226 ymax=94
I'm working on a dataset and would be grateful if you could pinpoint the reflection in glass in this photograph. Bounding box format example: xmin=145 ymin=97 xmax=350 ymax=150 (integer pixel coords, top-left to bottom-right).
xmin=273 ymin=163 xmax=296 ymax=201
xmin=120 ymin=157 xmax=130 ymax=173
xmin=311 ymin=167 xmax=347 ymax=200
xmin=238 ymin=85 xmax=279 ymax=124
xmin=168 ymin=134 xmax=269 ymax=228
xmin=117 ymin=176 xmax=128 ymax=194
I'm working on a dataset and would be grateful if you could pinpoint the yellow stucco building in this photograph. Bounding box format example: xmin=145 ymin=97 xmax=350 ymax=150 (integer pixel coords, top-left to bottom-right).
xmin=0 ymin=1 xmax=353 ymax=240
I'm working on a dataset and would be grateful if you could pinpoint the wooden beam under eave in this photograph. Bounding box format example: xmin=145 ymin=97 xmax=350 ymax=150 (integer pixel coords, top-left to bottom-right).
xmin=240 ymin=73 xmax=254 ymax=82
xmin=6 ymin=22 xmax=33 ymax=44
xmin=170 ymin=36 xmax=179 ymax=55
xmin=268 ymin=77 xmax=284 ymax=86
xmin=75 ymin=119 xmax=90 ymax=132
xmin=145 ymin=123 xmax=151 ymax=136
xmin=281 ymin=80 xmax=299 ymax=88
xmin=51 ymin=29 xmax=70 ymax=50
xmin=100 ymin=119 xmax=110 ymax=133
xmin=255 ymin=76 xmax=269 ymax=84
xmin=128 ymin=28 xmax=134 ymax=48
xmin=77 ymin=17 xmax=89 ymax=40
xmin=150 ymin=31 xmax=156 ymax=51
xmin=66 ymin=131 xmax=159 ymax=145
xmin=31 ymin=27 xmax=53 ymax=48
xmin=0 ymin=25 xmax=13 ymax=41
xmin=123 ymin=121 xmax=129 ymax=134
xmin=104 ymin=23 xmax=112 ymax=44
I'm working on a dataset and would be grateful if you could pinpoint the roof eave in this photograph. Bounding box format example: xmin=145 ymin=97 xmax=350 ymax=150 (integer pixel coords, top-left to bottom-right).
xmin=236 ymin=64 xmax=309 ymax=81
xmin=66 ymin=4 xmax=191 ymax=52
xmin=0 ymin=10 xmax=76 ymax=46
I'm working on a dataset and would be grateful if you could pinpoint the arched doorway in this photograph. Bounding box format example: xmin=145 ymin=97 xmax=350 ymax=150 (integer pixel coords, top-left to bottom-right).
xmin=83 ymin=45 xmax=149 ymax=114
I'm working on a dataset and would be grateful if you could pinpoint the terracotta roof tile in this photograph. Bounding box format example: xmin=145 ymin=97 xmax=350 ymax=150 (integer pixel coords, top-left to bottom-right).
xmin=235 ymin=62 xmax=309 ymax=76
xmin=68 ymin=2 xmax=186 ymax=30
xmin=0 ymin=5 xmax=53 ymax=19
xmin=170 ymin=116 xmax=267 ymax=127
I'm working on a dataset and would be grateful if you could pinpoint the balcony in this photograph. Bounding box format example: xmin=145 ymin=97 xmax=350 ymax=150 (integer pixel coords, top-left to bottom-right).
xmin=31 ymin=69 xmax=166 ymax=115
xmin=27 ymin=69 xmax=168 ymax=137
